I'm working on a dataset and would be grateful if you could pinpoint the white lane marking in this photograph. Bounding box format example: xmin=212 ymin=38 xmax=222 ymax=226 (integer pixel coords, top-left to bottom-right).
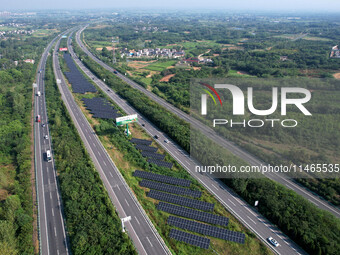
xmin=103 ymin=161 xmax=107 ymax=166
xmin=116 ymin=185 xmax=121 ymax=191
xmin=211 ymin=184 xmax=218 ymax=190
xmin=228 ymin=199 xmax=236 ymax=206
xmin=54 ymin=227 xmax=57 ymax=237
xmin=185 ymin=160 xmax=190 ymax=165
xmin=109 ymin=172 xmax=113 ymax=177
xmin=308 ymin=199 xmax=318 ymax=206
xmin=135 ymin=217 xmax=140 ymax=225
xmin=244 ymin=206 xmax=258 ymax=217
xmin=125 ymin=199 xmax=130 ymax=207
xmin=247 ymin=216 xmax=257 ymax=225
xmin=51 ymin=208 xmax=54 ymax=217
xmin=146 ymin=237 xmax=153 ymax=247
xmin=49 ymin=193 xmax=52 ymax=200
xmin=93 ymin=142 xmax=96 ymax=148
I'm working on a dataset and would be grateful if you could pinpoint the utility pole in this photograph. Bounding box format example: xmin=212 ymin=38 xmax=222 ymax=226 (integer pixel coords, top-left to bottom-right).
xmin=112 ymin=36 xmax=119 ymax=64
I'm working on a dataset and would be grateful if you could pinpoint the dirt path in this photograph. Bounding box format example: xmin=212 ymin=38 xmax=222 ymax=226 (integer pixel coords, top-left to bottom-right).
xmin=333 ymin=72 xmax=340 ymax=79
xmin=160 ymin=74 xmax=175 ymax=82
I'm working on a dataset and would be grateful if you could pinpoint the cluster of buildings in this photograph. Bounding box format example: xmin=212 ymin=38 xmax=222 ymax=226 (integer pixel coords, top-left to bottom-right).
xmin=120 ymin=48 xmax=185 ymax=58
xmin=0 ymin=23 xmax=35 ymax=37
xmin=330 ymin=45 xmax=340 ymax=58
xmin=0 ymin=29 xmax=35 ymax=37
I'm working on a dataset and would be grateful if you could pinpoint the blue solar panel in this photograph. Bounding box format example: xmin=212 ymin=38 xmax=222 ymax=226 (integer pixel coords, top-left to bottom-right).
xmin=148 ymin=190 xmax=214 ymax=211
xmin=139 ymin=179 xmax=201 ymax=198
xmin=133 ymin=170 xmax=191 ymax=187
xmin=169 ymin=229 xmax=210 ymax=249
xmin=157 ymin=202 xmax=229 ymax=226
xmin=168 ymin=216 xmax=245 ymax=244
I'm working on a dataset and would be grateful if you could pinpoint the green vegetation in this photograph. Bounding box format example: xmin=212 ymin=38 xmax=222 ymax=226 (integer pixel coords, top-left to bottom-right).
xmin=0 ymin=57 xmax=35 ymax=255
xmin=144 ymin=60 xmax=177 ymax=72
xmin=44 ymin=54 xmax=137 ymax=255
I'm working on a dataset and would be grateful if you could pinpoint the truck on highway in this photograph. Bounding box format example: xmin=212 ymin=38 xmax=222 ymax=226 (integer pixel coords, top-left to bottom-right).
xmin=36 ymin=115 xmax=41 ymax=122
xmin=37 ymin=91 xmax=41 ymax=96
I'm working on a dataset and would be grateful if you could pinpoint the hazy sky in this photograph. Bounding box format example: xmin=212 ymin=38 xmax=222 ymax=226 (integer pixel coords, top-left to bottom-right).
xmin=2 ymin=0 xmax=340 ymax=12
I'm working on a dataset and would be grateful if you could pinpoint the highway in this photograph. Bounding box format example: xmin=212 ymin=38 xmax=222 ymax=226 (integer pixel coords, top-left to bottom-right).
xmin=34 ymin=31 xmax=71 ymax=255
xmin=75 ymin=25 xmax=340 ymax=219
xmin=53 ymin=33 xmax=171 ymax=255
xmin=67 ymin=32 xmax=307 ymax=255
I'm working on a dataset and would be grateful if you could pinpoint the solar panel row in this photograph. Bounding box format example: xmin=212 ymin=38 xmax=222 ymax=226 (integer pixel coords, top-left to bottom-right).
xmin=148 ymin=190 xmax=214 ymax=211
xmin=81 ymin=97 xmax=121 ymax=120
xmin=130 ymin=138 xmax=152 ymax=146
xmin=141 ymin=151 xmax=165 ymax=160
xmin=133 ymin=170 xmax=191 ymax=187
xmin=169 ymin=229 xmax=210 ymax=249
xmin=167 ymin=216 xmax=245 ymax=244
xmin=157 ymin=202 xmax=229 ymax=226
xmin=139 ymin=179 xmax=201 ymax=198
xmin=63 ymin=53 xmax=97 ymax=94
xmin=147 ymin=158 xmax=173 ymax=169
xmin=135 ymin=144 xmax=158 ymax=153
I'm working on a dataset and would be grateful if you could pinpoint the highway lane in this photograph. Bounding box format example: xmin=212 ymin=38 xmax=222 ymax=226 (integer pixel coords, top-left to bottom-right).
xmin=68 ymin=33 xmax=306 ymax=255
xmin=53 ymin=33 xmax=171 ymax=255
xmin=34 ymin=31 xmax=71 ymax=255
xmin=75 ymin=25 xmax=340 ymax=219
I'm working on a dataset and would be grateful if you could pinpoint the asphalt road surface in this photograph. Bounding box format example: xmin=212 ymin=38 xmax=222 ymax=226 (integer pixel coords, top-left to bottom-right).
xmin=53 ymin=33 xmax=171 ymax=255
xmin=34 ymin=31 xmax=71 ymax=255
xmin=68 ymin=31 xmax=307 ymax=255
xmin=75 ymin=25 xmax=340 ymax=219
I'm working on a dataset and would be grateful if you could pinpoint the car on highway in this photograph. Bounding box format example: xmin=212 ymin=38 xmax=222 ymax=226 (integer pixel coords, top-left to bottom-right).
xmin=141 ymin=123 xmax=145 ymax=127
xmin=42 ymin=123 xmax=46 ymax=127
xmin=113 ymin=70 xmax=118 ymax=74
xmin=267 ymin=237 xmax=280 ymax=247
xmin=164 ymin=139 xmax=169 ymax=143
xmin=44 ymin=135 xmax=49 ymax=140
xmin=154 ymin=135 xmax=159 ymax=139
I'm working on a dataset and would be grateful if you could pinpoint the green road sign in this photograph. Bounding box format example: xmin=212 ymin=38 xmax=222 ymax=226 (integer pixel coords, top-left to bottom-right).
xmin=116 ymin=114 xmax=138 ymax=126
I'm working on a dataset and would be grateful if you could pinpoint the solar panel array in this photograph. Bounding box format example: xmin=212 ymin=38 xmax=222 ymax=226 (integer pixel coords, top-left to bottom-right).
xmin=169 ymin=229 xmax=210 ymax=249
xmin=135 ymin=144 xmax=158 ymax=153
xmin=139 ymin=179 xmax=201 ymax=198
xmin=82 ymin=97 xmax=121 ymax=119
xmin=130 ymin=138 xmax=152 ymax=146
xmin=158 ymin=202 xmax=229 ymax=226
xmin=141 ymin=151 xmax=165 ymax=160
xmin=148 ymin=190 xmax=214 ymax=211
xmin=168 ymin=216 xmax=245 ymax=244
xmin=148 ymin=158 xmax=173 ymax=169
xmin=63 ymin=53 xmax=97 ymax=94
xmin=133 ymin=170 xmax=191 ymax=187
